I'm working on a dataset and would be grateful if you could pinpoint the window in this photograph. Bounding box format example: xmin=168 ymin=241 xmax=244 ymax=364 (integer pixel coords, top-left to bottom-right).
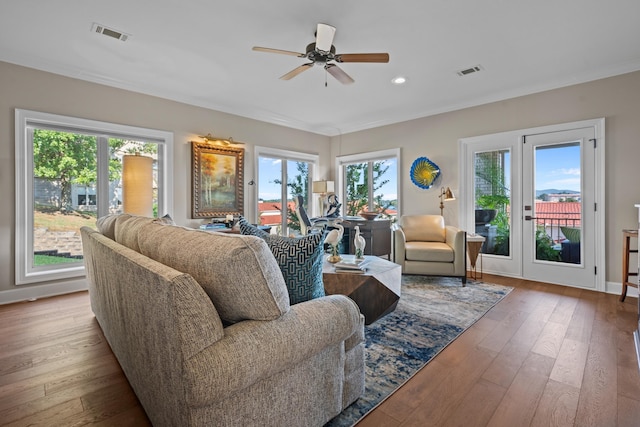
xmin=15 ymin=110 xmax=173 ymax=285
xmin=255 ymin=146 xmax=318 ymax=236
xmin=336 ymin=149 xmax=400 ymax=221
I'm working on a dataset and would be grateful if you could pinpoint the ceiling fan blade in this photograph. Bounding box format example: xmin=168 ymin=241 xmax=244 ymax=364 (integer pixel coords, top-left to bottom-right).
xmin=252 ymin=46 xmax=305 ymax=57
xmin=325 ymin=64 xmax=354 ymax=85
xmin=280 ymin=63 xmax=314 ymax=80
xmin=315 ymin=23 xmax=336 ymax=52
xmin=335 ymin=53 xmax=390 ymax=63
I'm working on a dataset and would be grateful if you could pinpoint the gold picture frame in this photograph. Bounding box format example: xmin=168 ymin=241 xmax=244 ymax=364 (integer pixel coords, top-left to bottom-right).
xmin=191 ymin=141 xmax=244 ymax=218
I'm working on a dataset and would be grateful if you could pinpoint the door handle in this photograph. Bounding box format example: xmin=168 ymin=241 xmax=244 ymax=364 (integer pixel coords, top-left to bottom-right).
xmin=524 ymin=215 xmax=537 ymax=221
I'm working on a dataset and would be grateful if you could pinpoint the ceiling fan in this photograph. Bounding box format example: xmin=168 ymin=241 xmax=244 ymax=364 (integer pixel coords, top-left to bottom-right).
xmin=252 ymin=23 xmax=389 ymax=85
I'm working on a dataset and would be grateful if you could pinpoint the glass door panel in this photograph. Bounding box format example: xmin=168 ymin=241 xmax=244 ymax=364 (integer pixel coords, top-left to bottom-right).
xmin=533 ymin=143 xmax=581 ymax=264
xmin=474 ymin=149 xmax=511 ymax=256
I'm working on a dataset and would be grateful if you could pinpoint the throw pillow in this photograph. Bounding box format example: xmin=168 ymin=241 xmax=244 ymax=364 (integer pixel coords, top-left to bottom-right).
xmin=238 ymin=217 xmax=327 ymax=304
xmin=153 ymin=213 xmax=175 ymax=225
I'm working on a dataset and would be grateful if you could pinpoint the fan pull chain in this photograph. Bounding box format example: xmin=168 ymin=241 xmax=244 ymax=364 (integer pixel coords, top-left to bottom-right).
xmin=325 ymin=68 xmax=328 ymax=87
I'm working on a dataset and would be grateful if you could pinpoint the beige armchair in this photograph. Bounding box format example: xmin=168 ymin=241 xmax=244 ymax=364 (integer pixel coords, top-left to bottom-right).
xmin=392 ymin=215 xmax=467 ymax=285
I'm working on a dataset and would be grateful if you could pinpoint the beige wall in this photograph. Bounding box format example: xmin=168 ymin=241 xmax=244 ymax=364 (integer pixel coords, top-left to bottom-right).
xmin=2 ymin=60 xmax=640 ymax=300
xmin=0 ymin=61 xmax=331 ymax=298
xmin=332 ymin=70 xmax=640 ymax=289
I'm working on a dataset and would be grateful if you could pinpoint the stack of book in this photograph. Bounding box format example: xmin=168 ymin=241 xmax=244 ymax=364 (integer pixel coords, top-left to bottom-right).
xmin=199 ymin=223 xmax=227 ymax=230
xmin=333 ymin=259 xmax=368 ymax=274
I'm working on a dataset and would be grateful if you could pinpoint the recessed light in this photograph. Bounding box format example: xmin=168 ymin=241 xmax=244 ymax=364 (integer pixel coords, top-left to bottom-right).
xmin=391 ymin=76 xmax=407 ymax=85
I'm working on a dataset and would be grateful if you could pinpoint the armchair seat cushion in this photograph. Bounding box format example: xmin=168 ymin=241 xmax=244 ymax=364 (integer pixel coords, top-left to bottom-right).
xmin=405 ymin=241 xmax=454 ymax=263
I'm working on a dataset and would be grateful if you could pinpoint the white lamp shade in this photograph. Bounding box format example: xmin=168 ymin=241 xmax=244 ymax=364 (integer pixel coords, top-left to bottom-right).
xmin=312 ymin=180 xmax=335 ymax=194
xmin=122 ymin=154 xmax=153 ymax=216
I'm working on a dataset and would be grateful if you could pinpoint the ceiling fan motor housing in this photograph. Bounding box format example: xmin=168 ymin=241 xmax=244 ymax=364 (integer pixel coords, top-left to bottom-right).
xmin=306 ymin=43 xmax=336 ymax=63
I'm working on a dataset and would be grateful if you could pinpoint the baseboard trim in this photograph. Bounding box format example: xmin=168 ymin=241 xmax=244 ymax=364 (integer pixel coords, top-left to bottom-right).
xmin=0 ymin=278 xmax=88 ymax=305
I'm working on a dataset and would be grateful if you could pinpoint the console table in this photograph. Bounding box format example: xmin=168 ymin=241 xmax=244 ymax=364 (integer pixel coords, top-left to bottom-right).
xmin=340 ymin=219 xmax=391 ymax=257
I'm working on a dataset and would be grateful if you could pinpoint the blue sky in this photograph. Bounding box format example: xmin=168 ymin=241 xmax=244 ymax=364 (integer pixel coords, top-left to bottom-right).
xmin=535 ymin=144 xmax=581 ymax=192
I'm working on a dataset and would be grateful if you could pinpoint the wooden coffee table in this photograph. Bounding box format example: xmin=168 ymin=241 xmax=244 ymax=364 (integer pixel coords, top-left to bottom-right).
xmin=323 ymin=255 xmax=401 ymax=325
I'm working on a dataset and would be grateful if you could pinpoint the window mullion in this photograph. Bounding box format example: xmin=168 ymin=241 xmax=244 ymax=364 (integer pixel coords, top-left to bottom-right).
xmin=96 ymin=136 xmax=110 ymax=218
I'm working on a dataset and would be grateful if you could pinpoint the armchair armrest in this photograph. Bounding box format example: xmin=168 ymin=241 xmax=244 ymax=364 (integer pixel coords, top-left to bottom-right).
xmin=445 ymin=226 xmax=467 ymax=274
xmin=392 ymin=226 xmax=406 ymax=264
xmin=184 ymin=294 xmax=363 ymax=406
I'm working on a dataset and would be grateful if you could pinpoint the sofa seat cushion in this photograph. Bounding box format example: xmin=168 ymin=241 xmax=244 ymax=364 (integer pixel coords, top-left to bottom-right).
xmin=405 ymin=241 xmax=454 ymax=263
xmin=239 ymin=218 xmax=327 ymax=305
xmin=136 ymin=222 xmax=290 ymax=324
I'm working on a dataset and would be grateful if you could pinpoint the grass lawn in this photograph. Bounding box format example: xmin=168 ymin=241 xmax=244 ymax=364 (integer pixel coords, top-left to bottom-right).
xmin=34 ymin=210 xmax=96 ymax=232
xmin=34 ymin=254 xmax=82 ymax=265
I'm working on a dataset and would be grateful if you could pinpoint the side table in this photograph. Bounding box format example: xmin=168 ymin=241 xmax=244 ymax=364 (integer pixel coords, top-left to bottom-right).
xmin=323 ymin=255 xmax=401 ymax=325
xmin=467 ymin=234 xmax=485 ymax=280
xmin=621 ymin=229 xmax=638 ymax=302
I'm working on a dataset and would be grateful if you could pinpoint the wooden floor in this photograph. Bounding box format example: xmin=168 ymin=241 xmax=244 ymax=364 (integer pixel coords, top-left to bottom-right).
xmin=1 ymin=275 xmax=639 ymax=426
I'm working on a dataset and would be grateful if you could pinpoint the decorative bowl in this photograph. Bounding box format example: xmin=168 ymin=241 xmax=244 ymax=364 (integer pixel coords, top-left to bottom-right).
xmin=359 ymin=211 xmax=379 ymax=221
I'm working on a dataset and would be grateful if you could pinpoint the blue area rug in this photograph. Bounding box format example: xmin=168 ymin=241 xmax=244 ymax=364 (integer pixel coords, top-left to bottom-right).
xmin=326 ymin=275 xmax=513 ymax=426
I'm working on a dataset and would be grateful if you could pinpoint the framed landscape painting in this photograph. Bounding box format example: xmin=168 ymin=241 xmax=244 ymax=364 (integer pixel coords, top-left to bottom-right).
xmin=191 ymin=141 xmax=244 ymax=218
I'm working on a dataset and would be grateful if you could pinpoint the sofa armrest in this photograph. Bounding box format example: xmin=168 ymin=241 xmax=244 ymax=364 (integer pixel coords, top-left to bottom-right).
xmin=445 ymin=226 xmax=467 ymax=274
xmin=392 ymin=226 xmax=406 ymax=264
xmin=184 ymin=294 xmax=363 ymax=406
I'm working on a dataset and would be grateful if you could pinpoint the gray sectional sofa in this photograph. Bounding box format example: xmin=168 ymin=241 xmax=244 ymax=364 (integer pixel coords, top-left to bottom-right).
xmin=80 ymin=214 xmax=365 ymax=426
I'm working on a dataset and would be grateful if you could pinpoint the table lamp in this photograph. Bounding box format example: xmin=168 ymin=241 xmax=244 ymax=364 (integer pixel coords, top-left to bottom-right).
xmin=312 ymin=180 xmax=334 ymax=216
xmin=122 ymin=153 xmax=154 ymax=216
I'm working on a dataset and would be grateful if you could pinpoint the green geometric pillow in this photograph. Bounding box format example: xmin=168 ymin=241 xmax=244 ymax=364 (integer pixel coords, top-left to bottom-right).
xmin=239 ymin=217 xmax=327 ymax=304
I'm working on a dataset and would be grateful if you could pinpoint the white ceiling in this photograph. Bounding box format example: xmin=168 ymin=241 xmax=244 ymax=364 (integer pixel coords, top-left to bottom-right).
xmin=2 ymin=1 xmax=640 ymax=136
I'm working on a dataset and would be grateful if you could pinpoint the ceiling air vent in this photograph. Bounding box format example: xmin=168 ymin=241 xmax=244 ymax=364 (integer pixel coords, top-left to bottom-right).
xmin=91 ymin=23 xmax=130 ymax=42
xmin=456 ymin=65 xmax=483 ymax=77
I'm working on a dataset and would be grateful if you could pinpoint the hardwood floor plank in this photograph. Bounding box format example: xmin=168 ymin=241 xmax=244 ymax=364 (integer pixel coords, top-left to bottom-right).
xmin=564 ymin=297 xmax=597 ymax=344
xmin=445 ymin=379 xmax=506 ymax=427
xmin=399 ymin=346 xmax=498 ymax=427
xmin=531 ymin=319 xmax=569 ymax=359
xmin=481 ymin=340 xmax=531 ymax=389
xmin=617 ymin=395 xmax=640 ymax=427
xmin=477 ymin=309 xmax=529 ymax=353
xmin=574 ymin=319 xmax=619 ymax=427
xmin=549 ymin=338 xmax=589 ymax=388
xmin=486 ymin=352 xmax=556 ymax=426
xmin=529 ymin=379 xmax=580 ymax=427
xmin=548 ymin=295 xmax=579 ymax=325
xmin=371 ymin=358 xmax=451 ymax=420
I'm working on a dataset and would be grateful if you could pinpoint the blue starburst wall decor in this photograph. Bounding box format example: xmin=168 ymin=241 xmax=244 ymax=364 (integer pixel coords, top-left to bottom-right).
xmin=410 ymin=157 xmax=441 ymax=189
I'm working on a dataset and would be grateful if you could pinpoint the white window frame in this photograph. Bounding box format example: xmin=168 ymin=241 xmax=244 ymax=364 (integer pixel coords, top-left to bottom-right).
xmin=254 ymin=146 xmax=319 ymax=226
xmin=335 ymin=148 xmax=401 ymax=218
xmin=15 ymin=109 xmax=174 ymax=285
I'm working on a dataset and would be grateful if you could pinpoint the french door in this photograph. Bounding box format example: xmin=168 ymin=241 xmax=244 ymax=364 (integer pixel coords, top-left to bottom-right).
xmin=522 ymin=127 xmax=597 ymax=288
xmin=460 ymin=119 xmax=605 ymax=291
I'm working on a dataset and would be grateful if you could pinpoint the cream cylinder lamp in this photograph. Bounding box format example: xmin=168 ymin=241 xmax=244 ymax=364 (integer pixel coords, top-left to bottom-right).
xmin=122 ymin=153 xmax=153 ymax=217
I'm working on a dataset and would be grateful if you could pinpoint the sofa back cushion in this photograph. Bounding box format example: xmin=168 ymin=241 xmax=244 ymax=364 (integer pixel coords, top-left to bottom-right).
xmin=113 ymin=214 xmax=157 ymax=252
xmin=400 ymin=215 xmax=446 ymax=242
xmin=96 ymin=213 xmax=128 ymax=241
xmin=136 ymin=223 xmax=290 ymax=323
